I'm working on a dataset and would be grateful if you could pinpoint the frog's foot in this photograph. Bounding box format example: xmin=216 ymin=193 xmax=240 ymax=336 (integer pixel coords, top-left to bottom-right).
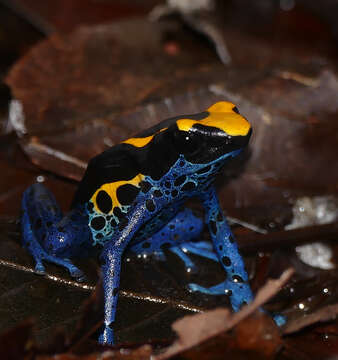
xmin=27 ymin=242 xmax=85 ymax=281
xmin=34 ymin=259 xmax=46 ymax=274
xmin=188 ymin=280 xmax=253 ymax=311
xmin=49 ymin=257 xmax=85 ymax=281
xmin=152 ymin=241 xmax=218 ymax=273
xmin=179 ymin=241 xmax=218 ymax=262
xmin=166 ymin=241 xmax=218 ymax=272
xmin=169 ymin=246 xmax=197 ymax=273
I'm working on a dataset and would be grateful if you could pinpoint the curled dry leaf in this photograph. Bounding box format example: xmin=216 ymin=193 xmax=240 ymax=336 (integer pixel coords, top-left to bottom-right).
xmin=156 ymin=268 xmax=294 ymax=360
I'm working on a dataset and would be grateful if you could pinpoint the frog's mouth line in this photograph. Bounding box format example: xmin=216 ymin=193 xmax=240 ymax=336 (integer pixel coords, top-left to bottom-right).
xmin=186 ymin=128 xmax=252 ymax=167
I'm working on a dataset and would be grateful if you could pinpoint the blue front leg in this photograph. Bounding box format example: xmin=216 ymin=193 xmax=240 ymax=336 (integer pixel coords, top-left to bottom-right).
xmin=189 ymin=186 xmax=254 ymax=311
xmin=99 ymin=201 xmax=155 ymax=345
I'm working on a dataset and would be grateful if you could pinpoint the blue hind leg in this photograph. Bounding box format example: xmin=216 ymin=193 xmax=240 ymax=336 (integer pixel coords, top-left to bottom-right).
xmin=21 ymin=183 xmax=86 ymax=280
xmin=129 ymin=208 xmax=204 ymax=271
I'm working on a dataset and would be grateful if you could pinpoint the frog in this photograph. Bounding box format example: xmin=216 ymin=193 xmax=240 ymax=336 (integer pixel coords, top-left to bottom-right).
xmin=21 ymin=101 xmax=257 ymax=345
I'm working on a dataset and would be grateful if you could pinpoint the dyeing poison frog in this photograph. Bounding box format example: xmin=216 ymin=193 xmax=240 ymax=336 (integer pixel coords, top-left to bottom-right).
xmin=21 ymin=101 xmax=256 ymax=344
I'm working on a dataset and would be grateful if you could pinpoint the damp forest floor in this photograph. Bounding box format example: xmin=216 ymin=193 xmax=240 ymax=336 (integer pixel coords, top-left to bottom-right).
xmin=1 ymin=1 xmax=338 ymax=359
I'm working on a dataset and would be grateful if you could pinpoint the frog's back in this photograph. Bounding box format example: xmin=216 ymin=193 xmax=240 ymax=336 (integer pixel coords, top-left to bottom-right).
xmin=71 ymin=107 xmax=227 ymax=208
xmin=72 ymin=145 xmax=139 ymax=208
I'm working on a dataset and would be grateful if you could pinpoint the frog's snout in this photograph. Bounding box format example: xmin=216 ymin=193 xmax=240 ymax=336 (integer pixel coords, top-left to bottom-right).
xmin=232 ymin=127 xmax=252 ymax=149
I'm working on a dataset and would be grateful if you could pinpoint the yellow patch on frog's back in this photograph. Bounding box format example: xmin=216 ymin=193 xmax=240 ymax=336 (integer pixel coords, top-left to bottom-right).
xmin=122 ymin=128 xmax=168 ymax=148
xmin=122 ymin=136 xmax=154 ymax=148
xmin=91 ymin=173 xmax=144 ymax=213
xmin=176 ymin=101 xmax=250 ymax=136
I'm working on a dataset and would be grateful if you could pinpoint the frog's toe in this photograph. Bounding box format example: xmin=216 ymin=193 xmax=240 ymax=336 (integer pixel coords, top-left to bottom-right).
xmin=34 ymin=262 xmax=46 ymax=274
xmin=188 ymin=282 xmax=232 ymax=295
xmin=68 ymin=266 xmax=86 ymax=281
xmin=153 ymin=250 xmax=166 ymax=261
xmin=186 ymin=265 xmax=198 ymax=274
xmin=98 ymin=326 xmax=114 ymax=345
xmin=273 ymin=313 xmax=286 ymax=327
xmin=170 ymin=246 xmax=197 ymax=271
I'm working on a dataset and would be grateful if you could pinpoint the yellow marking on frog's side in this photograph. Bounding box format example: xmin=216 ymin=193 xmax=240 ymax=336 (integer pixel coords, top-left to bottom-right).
xmin=91 ymin=173 xmax=145 ymax=213
xmin=176 ymin=101 xmax=251 ymax=136
xmin=122 ymin=136 xmax=154 ymax=148
xmin=122 ymin=127 xmax=168 ymax=148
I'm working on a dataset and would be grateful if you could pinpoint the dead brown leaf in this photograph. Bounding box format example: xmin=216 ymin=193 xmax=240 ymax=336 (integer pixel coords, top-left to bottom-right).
xmin=156 ymin=268 xmax=294 ymax=359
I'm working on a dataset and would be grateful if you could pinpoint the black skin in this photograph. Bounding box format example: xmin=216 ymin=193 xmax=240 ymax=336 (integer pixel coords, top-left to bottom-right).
xmin=72 ymin=112 xmax=251 ymax=208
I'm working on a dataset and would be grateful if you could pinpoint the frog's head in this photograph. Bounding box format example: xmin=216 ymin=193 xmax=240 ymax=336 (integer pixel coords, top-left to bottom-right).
xmin=171 ymin=101 xmax=252 ymax=165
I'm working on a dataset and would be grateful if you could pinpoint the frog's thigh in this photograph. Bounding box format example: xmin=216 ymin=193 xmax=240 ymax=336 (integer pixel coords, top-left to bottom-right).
xmin=21 ymin=184 xmax=85 ymax=279
xmin=22 ymin=183 xmax=63 ymax=234
xmin=22 ymin=184 xmax=63 ymax=267
xmin=130 ymin=208 xmax=203 ymax=255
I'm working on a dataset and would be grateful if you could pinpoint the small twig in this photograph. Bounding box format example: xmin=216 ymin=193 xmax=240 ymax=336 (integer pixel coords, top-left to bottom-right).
xmin=0 ymin=0 xmax=55 ymax=35
xmin=238 ymin=222 xmax=338 ymax=254
xmin=283 ymin=303 xmax=338 ymax=335
xmin=228 ymin=216 xmax=267 ymax=234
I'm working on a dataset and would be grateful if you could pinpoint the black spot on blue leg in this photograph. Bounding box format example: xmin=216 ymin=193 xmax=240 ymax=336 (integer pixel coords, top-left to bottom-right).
xmin=142 ymin=242 xmax=151 ymax=248
xmin=171 ymin=190 xmax=178 ymax=197
xmin=232 ymin=275 xmax=244 ymax=283
xmin=113 ymin=288 xmax=119 ymax=296
xmin=222 ymin=256 xmax=231 ymax=267
xmin=197 ymin=165 xmax=211 ymax=174
xmin=146 ymin=199 xmax=155 ymax=212
xmin=161 ymin=242 xmax=171 ymax=250
xmin=209 ymin=220 xmax=217 ymax=235
xmin=174 ymin=175 xmax=186 ymax=186
xmin=182 ymin=182 xmax=196 ymax=191
xmin=140 ymin=181 xmax=151 ymax=193
xmin=153 ymin=190 xmax=162 ymax=197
